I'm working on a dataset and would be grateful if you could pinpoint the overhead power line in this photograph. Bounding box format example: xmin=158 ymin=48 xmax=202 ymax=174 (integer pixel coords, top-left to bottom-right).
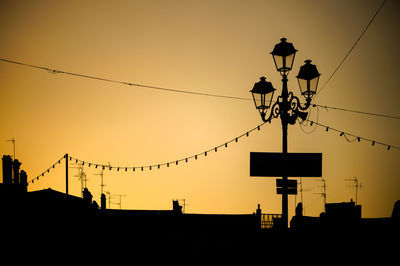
xmin=315 ymin=0 xmax=387 ymax=98
xmin=0 ymin=58 xmax=250 ymax=101
xmin=1 ymin=58 xmax=399 ymax=121
xmin=312 ymin=104 xmax=400 ymax=120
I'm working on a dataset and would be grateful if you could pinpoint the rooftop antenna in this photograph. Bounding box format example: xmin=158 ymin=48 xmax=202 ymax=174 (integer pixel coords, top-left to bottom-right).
xmin=94 ymin=168 xmax=106 ymax=196
xmin=106 ymin=191 xmax=111 ymax=209
xmin=314 ymin=178 xmax=327 ymax=212
xmin=175 ymin=199 xmax=189 ymax=213
xmin=6 ymin=138 xmax=15 ymax=160
xmin=71 ymin=162 xmax=87 ymax=197
xmin=110 ymin=194 xmax=126 ymax=209
xmin=345 ymin=177 xmax=362 ymax=205
xmin=295 ymin=178 xmax=311 ymax=215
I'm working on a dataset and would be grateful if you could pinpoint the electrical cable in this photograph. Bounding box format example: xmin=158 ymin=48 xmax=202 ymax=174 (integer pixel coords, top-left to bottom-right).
xmin=315 ymin=0 xmax=387 ymax=98
xmin=0 ymin=58 xmax=251 ymax=101
xmin=2 ymin=58 xmax=399 ymax=121
xmin=312 ymin=103 xmax=400 ymax=120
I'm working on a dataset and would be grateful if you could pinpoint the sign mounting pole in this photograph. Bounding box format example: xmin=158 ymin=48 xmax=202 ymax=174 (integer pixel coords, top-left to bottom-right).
xmin=281 ymin=73 xmax=289 ymax=229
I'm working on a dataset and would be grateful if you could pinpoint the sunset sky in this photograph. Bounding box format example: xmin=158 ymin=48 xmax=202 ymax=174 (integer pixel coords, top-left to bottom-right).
xmin=0 ymin=0 xmax=399 ymax=219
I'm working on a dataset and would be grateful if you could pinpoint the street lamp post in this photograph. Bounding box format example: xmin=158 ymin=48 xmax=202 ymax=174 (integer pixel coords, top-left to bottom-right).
xmin=250 ymin=38 xmax=321 ymax=228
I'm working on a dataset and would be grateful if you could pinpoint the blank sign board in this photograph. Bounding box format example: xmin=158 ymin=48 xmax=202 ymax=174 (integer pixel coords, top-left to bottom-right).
xmin=250 ymin=152 xmax=322 ymax=177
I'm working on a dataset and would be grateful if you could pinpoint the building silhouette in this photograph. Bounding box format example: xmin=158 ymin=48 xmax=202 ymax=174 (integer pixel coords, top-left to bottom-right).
xmin=1 ymin=154 xmax=398 ymax=257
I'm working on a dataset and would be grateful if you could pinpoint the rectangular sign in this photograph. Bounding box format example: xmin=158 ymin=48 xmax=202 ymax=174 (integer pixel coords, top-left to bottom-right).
xmin=276 ymin=178 xmax=297 ymax=188
xmin=277 ymin=187 xmax=297 ymax=195
xmin=250 ymin=152 xmax=322 ymax=177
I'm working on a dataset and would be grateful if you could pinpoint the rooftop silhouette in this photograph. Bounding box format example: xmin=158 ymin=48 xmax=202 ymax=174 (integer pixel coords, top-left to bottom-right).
xmin=1 ymin=154 xmax=398 ymax=257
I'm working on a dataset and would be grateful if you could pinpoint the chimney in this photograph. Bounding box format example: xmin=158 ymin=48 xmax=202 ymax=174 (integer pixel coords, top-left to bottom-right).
xmin=2 ymin=155 xmax=13 ymax=184
xmin=20 ymin=170 xmax=28 ymax=193
xmin=12 ymin=159 xmax=21 ymax=184
xmin=256 ymin=204 xmax=262 ymax=217
xmin=101 ymin=193 xmax=106 ymax=210
xmin=172 ymin=200 xmax=182 ymax=214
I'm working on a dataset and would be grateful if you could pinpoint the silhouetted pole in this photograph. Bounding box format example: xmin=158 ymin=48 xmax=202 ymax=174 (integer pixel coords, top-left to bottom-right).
xmin=65 ymin=153 xmax=68 ymax=195
xmin=281 ymin=74 xmax=289 ymax=229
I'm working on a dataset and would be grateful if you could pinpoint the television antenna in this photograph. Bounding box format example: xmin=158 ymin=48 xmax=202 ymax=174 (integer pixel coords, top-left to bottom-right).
xmin=176 ymin=199 xmax=189 ymax=213
xmin=314 ymin=178 xmax=327 ymax=212
xmin=71 ymin=162 xmax=87 ymax=197
xmin=345 ymin=177 xmax=362 ymax=205
xmin=94 ymin=168 xmax=106 ymax=196
xmin=295 ymin=178 xmax=311 ymax=215
xmin=6 ymin=138 xmax=15 ymax=160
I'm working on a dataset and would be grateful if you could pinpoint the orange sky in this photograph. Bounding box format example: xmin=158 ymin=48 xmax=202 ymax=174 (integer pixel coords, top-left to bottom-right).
xmin=0 ymin=0 xmax=399 ymax=218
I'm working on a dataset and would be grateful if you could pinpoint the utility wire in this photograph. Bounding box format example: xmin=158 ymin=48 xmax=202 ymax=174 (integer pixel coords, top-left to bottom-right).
xmin=1 ymin=58 xmax=399 ymax=120
xmin=312 ymin=103 xmax=400 ymax=120
xmin=315 ymin=0 xmax=387 ymax=98
xmin=28 ymin=155 xmax=65 ymax=184
xmin=28 ymin=121 xmax=266 ymax=185
xmin=27 ymin=117 xmax=399 ymax=186
xmin=306 ymin=119 xmax=400 ymax=150
xmin=0 ymin=58 xmax=251 ymax=101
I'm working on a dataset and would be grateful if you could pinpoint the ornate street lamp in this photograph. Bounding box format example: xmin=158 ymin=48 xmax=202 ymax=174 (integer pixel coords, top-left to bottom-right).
xmin=250 ymin=38 xmax=320 ymax=229
xmin=296 ymin=60 xmax=321 ymax=102
xmin=270 ymin=38 xmax=297 ymax=75
xmin=250 ymin=77 xmax=276 ymax=120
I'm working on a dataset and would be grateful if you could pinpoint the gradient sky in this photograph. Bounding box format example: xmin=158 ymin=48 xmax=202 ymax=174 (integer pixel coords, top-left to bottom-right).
xmin=0 ymin=0 xmax=399 ymax=218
